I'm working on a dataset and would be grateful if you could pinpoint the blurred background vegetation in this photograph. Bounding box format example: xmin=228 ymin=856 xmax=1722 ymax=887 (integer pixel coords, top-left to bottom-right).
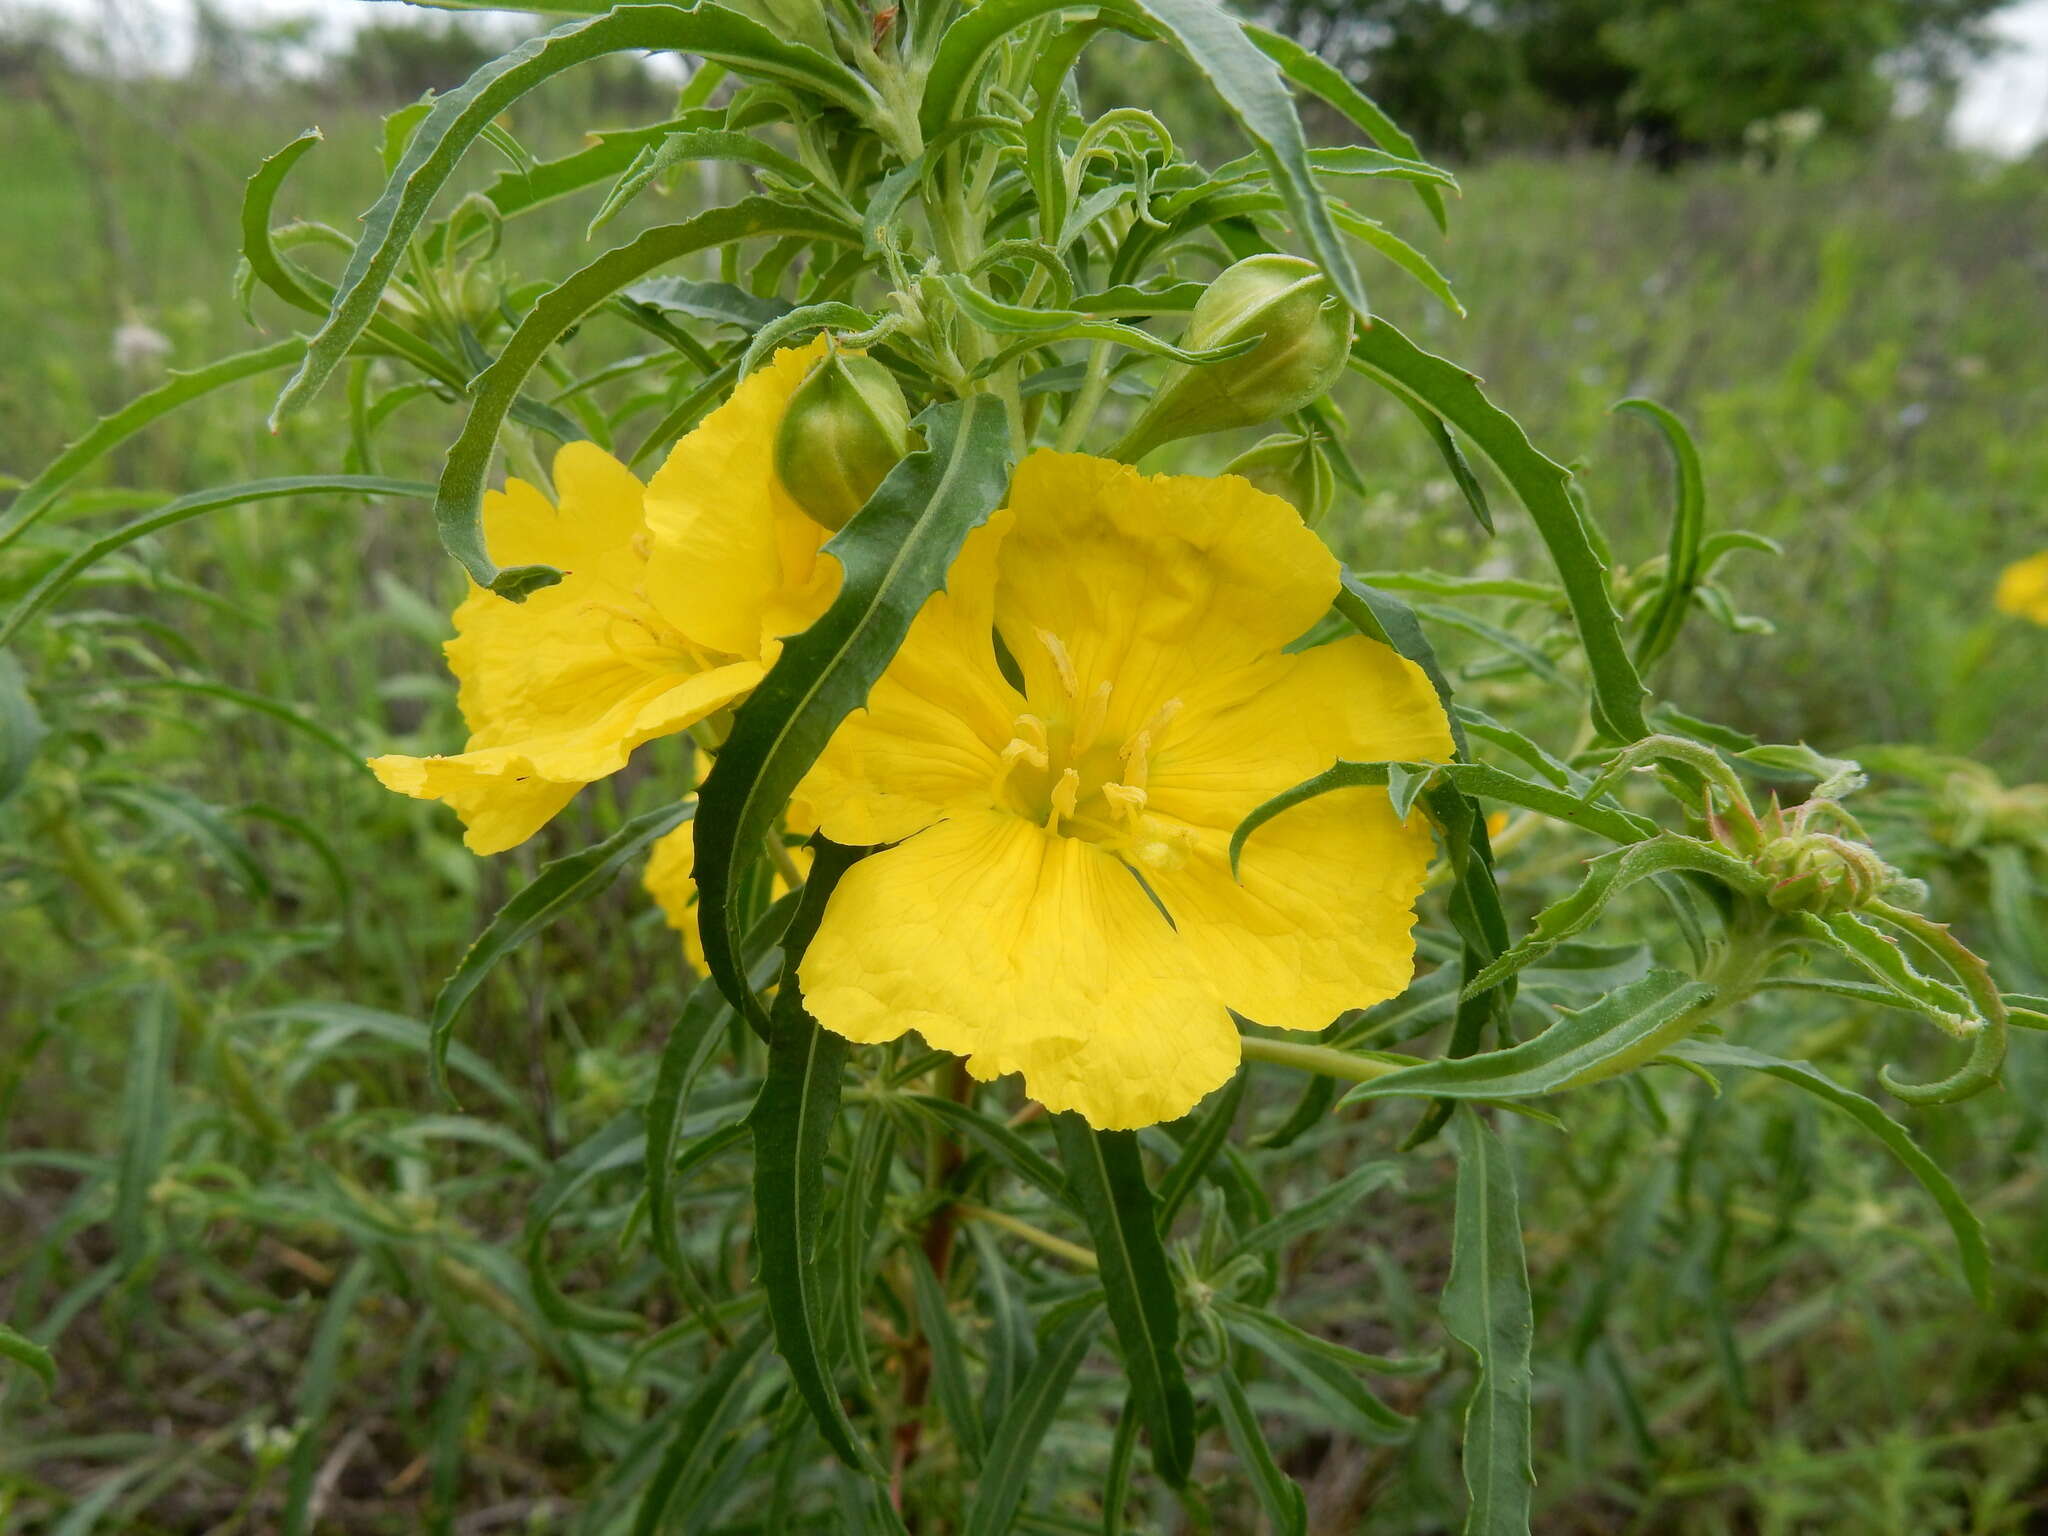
xmin=2 ymin=1 xmax=2045 ymax=1531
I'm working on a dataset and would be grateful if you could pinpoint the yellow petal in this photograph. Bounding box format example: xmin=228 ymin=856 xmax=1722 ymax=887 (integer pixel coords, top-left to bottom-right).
xmin=1144 ymin=633 xmax=1455 ymax=832
xmin=993 ymin=451 xmax=1342 ymax=740
xmin=644 ymin=822 xmax=707 ymax=971
xmin=1143 ymin=784 xmax=1436 ymax=1033
xmin=643 ymin=338 xmax=841 ymax=663
xmin=376 ymin=441 xmax=763 ymax=853
xmin=1995 ymin=551 xmax=2048 ymax=625
xmin=799 ymin=810 xmax=1237 ymax=1128
xmin=797 ymin=514 xmax=1023 ymax=846
xmin=368 ymin=751 xmax=579 ymax=856
xmin=374 ymin=660 xmax=762 ymax=854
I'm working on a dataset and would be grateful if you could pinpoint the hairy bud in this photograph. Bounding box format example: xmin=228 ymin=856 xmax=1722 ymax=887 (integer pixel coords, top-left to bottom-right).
xmin=1114 ymin=255 xmax=1352 ymax=460
xmin=773 ymin=349 xmax=913 ymax=531
xmin=1220 ymin=432 xmax=1336 ymax=526
xmin=1755 ymin=831 xmax=1893 ymax=916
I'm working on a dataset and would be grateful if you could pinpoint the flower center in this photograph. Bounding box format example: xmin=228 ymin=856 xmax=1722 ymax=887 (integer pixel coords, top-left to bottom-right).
xmin=990 ymin=629 xmax=1191 ymax=868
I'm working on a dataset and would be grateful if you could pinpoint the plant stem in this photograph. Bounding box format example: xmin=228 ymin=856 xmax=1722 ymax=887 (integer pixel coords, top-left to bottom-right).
xmin=955 ymin=1203 xmax=1098 ymax=1270
xmin=1237 ymin=1034 xmax=1412 ymax=1084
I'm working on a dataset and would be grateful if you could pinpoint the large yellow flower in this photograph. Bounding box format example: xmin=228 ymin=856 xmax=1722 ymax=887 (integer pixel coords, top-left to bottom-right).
xmin=369 ymin=340 xmax=839 ymax=853
xmin=1994 ymin=551 xmax=2048 ymax=625
xmin=794 ymin=451 xmax=1456 ymax=1129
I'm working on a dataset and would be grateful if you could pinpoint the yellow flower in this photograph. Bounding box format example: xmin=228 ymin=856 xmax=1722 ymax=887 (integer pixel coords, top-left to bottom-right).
xmin=369 ymin=341 xmax=839 ymax=853
xmin=794 ymin=451 xmax=1455 ymax=1129
xmin=1994 ymin=551 xmax=2048 ymax=625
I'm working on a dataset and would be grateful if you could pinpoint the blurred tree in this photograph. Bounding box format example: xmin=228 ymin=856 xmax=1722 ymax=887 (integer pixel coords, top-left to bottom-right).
xmin=1255 ymin=0 xmax=2018 ymax=157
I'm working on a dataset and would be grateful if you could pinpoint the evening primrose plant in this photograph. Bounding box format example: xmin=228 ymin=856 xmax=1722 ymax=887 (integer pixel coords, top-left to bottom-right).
xmin=0 ymin=1 xmax=2035 ymax=1530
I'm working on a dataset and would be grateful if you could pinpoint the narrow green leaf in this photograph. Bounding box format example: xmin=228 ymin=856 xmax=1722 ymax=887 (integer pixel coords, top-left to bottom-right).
xmin=0 ymin=340 xmax=307 ymax=553
xmin=1463 ymin=834 xmax=1759 ymax=995
xmin=964 ymin=1297 xmax=1105 ymax=1536
xmin=1153 ymin=1073 xmax=1244 ymax=1231
xmin=432 ymin=199 xmax=856 ymax=596
xmin=429 ymin=801 xmax=690 ymax=1098
xmin=749 ymin=840 xmax=880 ymax=1474
xmin=0 ymin=477 xmax=429 ymax=646
xmin=693 ymin=394 xmax=1014 ymax=1021
xmin=737 ymin=301 xmax=876 ymax=379
xmin=1216 ymin=1299 xmax=1419 ymax=1443
xmin=1051 ymin=1117 xmax=1196 ymax=1487
xmin=633 ymin=1320 xmax=775 ymax=1536
xmin=280 ymin=1256 xmax=375 ymax=1536
xmin=240 ymin=130 xmax=329 ymax=317
xmin=0 ymin=1322 xmax=55 ymax=1390
xmin=1244 ymin=23 xmax=1448 ymax=230
xmin=648 ymin=894 xmax=797 ymax=1292
xmin=901 ymin=1094 xmax=1070 ymax=1204
xmin=526 ymin=1111 xmax=648 ymax=1335
xmin=1214 ymin=1367 xmax=1307 ymax=1535
xmin=1131 ymin=0 xmax=1370 ymax=323
xmin=0 ymin=651 xmax=48 ymax=807
xmin=1443 ymin=1109 xmax=1534 ymax=1536
xmin=483 ymin=113 xmax=717 ymax=218
xmin=1342 ymin=969 xmax=1715 ymax=1104
xmin=1673 ymin=1041 xmax=1993 ymax=1306
xmin=624 ymin=275 xmax=792 ymax=333
xmin=905 ymin=1242 xmax=988 ymax=1464
xmin=1223 ymin=1160 xmax=1401 ymax=1263
xmin=1350 ymin=322 xmax=1648 ymax=742
xmin=1614 ymin=398 xmax=1706 ymax=671
xmin=270 ymin=5 xmax=870 ymax=423
xmin=112 ymin=984 xmax=177 ymax=1269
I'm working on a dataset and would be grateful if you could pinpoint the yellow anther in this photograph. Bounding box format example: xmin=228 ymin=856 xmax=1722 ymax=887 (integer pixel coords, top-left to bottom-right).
xmin=1035 ymin=628 xmax=1080 ymax=698
xmin=1102 ymin=782 xmax=1148 ymax=823
xmin=999 ymin=736 xmax=1049 ymax=773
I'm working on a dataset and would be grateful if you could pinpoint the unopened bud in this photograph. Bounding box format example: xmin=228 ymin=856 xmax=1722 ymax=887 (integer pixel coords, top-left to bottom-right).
xmin=773 ymin=349 xmax=913 ymax=531
xmin=1220 ymin=432 xmax=1336 ymax=526
xmin=1114 ymin=255 xmax=1352 ymax=460
xmin=1756 ymin=832 xmax=1892 ymax=916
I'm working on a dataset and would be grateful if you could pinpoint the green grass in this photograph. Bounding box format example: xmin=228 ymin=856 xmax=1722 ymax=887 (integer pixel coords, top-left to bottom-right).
xmin=2 ymin=66 xmax=2045 ymax=1534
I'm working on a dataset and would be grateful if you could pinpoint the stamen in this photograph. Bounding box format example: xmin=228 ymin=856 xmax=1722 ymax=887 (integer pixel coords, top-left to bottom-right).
xmin=1072 ymin=680 xmax=1113 ymax=753
xmin=1046 ymin=767 xmax=1081 ymax=829
xmin=1118 ymin=730 xmax=1152 ymax=791
xmin=1035 ymin=628 xmax=1079 ymax=698
xmin=1101 ymin=782 xmax=1148 ymax=824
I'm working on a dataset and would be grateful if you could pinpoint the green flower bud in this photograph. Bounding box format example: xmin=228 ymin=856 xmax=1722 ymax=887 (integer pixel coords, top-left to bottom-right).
xmin=1755 ymin=831 xmax=1892 ymax=916
xmin=773 ymin=349 xmax=913 ymax=532
xmin=1220 ymin=432 xmax=1336 ymax=526
xmin=1113 ymin=255 xmax=1353 ymax=460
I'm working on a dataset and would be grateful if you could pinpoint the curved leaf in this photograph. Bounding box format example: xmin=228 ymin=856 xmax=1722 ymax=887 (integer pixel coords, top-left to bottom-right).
xmin=1341 ymin=968 xmax=1715 ymax=1104
xmin=0 ymin=340 xmax=306 ymax=552
xmin=692 ymin=394 xmax=1014 ymax=1022
xmin=1674 ymin=1042 xmax=1992 ymax=1306
xmin=1050 ymin=1116 xmax=1195 ymax=1487
xmin=1615 ymin=398 xmax=1706 ymax=671
xmin=1444 ymin=1109 xmax=1533 ymax=1535
xmin=0 ymin=476 xmax=430 ymax=647
xmin=428 ymin=801 xmax=691 ymax=1098
xmin=270 ymin=4 xmax=871 ymax=423
xmin=434 ymin=199 xmax=857 ymax=596
xmin=749 ymin=840 xmax=880 ymax=1474
xmin=1350 ymin=321 xmax=1649 ymax=742
xmin=964 ymin=1297 xmax=1105 ymax=1536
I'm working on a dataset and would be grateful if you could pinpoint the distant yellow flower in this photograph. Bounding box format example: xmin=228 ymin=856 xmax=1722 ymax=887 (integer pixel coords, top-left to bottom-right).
xmin=795 ymin=452 xmax=1455 ymax=1129
xmin=369 ymin=341 xmax=839 ymax=853
xmin=1994 ymin=551 xmax=2048 ymax=625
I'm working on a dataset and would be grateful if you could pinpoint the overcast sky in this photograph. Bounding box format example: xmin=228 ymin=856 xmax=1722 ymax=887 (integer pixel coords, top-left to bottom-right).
xmin=12 ymin=0 xmax=2048 ymax=154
